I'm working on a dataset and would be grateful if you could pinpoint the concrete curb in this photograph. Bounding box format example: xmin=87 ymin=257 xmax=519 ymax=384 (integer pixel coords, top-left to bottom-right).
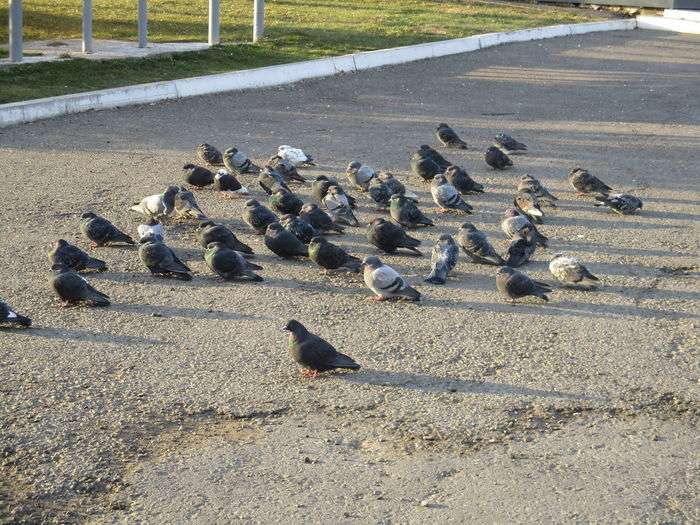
xmin=636 ymin=15 xmax=700 ymax=34
xmin=0 ymin=19 xmax=636 ymax=128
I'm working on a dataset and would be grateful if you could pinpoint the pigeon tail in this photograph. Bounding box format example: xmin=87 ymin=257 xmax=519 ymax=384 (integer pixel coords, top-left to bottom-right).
xmin=424 ymin=269 xmax=447 ymax=285
xmin=85 ymin=257 xmax=107 ymax=272
xmin=86 ymin=289 xmax=110 ymax=307
xmin=400 ymin=285 xmax=421 ymax=301
xmin=582 ymin=268 xmax=599 ymax=281
xmin=114 ymin=231 xmax=136 ymax=245
xmin=328 ymin=353 xmax=361 ymax=370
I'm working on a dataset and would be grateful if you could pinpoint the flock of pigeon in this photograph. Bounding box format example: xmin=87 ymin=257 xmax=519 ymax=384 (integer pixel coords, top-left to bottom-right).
xmin=1 ymin=124 xmax=644 ymax=377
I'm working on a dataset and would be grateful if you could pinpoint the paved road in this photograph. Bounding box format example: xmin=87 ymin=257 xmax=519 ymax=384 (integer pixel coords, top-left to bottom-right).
xmin=1 ymin=29 xmax=698 ymax=523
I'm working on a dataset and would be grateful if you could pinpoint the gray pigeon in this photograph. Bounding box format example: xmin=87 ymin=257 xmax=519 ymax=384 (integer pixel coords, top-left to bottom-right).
xmin=346 ymin=161 xmax=375 ymax=191
xmin=569 ymin=168 xmax=612 ymax=196
xmin=258 ymin=166 xmax=292 ymax=195
xmin=505 ymin=235 xmax=536 ymax=268
xmin=268 ymin=156 xmax=307 ymax=184
xmin=0 ymin=300 xmax=31 ymax=328
xmin=485 ymin=146 xmax=513 ymax=170
xmin=196 ymin=143 xmax=223 ymax=166
xmin=280 ymin=214 xmax=317 ymax=244
xmin=299 ymin=203 xmax=344 ymax=235
xmin=204 ymin=242 xmax=263 ymax=282
xmin=323 ymin=186 xmax=359 ymax=227
xmin=424 ymin=234 xmax=459 ymax=285
xmin=367 ymin=218 xmax=422 ymax=256
xmin=456 ymin=223 xmax=504 ymax=266
xmin=137 ymin=218 xmax=165 ymax=242
xmin=284 ymin=319 xmax=360 ymax=377
xmin=269 ymin=188 xmax=304 ymax=216
xmin=368 ymin=177 xmax=391 ymax=209
xmin=243 ymin=199 xmax=279 ymax=234
xmin=377 ymin=171 xmax=408 ymax=197
xmin=549 ymin=253 xmax=599 ymax=287
xmin=175 ymin=187 xmax=207 ymax=220
xmin=80 ymin=212 xmax=135 ymax=247
xmin=223 ymin=147 xmax=260 ymax=175
xmin=138 ymin=235 xmax=192 ymax=280
xmin=197 ymin=221 xmax=253 ymax=255
xmin=501 ymin=209 xmax=547 ymax=247
xmin=183 ymin=163 xmax=215 ymax=189
xmin=51 ymin=263 xmax=110 ymax=307
xmin=308 ymin=236 xmax=362 ymax=273
xmin=431 ymin=174 xmax=473 ymax=214
xmin=436 ymin=123 xmax=467 ymax=149
xmin=130 ymin=185 xmax=179 ymax=219
xmin=362 ymin=256 xmax=421 ymax=302
xmin=594 ymin=193 xmax=642 ymax=215
xmin=494 ymin=133 xmax=527 ymax=154
xmin=514 ymin=190 xmax=544 ymax=224
xmin=444 ymin=165 xmax=484 ymax=194
xmin=411 ymin=154 xmax=444 ymax=182
xmin=389 ymin=194 xmax=434 ymax=228
xmin=48 ymin=239 xmax=107 ymax=272
xmin=517 ymin=174 xmax=557 ymax=206
xmin=496 ymin=266 xmax=552 ymax=303
xmin=264 ymin=222 xmax=309 ymax=258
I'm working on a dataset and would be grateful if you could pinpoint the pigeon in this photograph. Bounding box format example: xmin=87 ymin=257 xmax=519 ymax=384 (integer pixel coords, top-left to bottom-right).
xmin=80 ymin=212 xmax=135 ymax=248
xmin=410 ymin=153 xmax=444 ymax=182
xmin=367 ymin=218 xmax=422 ymax=256
xmin=389 ymin=194 xmax=433 ymax=228
xmin=311 ymin=176 xmax=357 ymax=208
xmin=137 ymin=218 xmax=165 ymax=242
xmin=424 ymin=234 xmax=459 ymax=285
xmin=308 ymin=236 xmax=362 ymax=273
xmin=183 ymin=163 xmax=215 ymax=190
xmin=0 ymin=300 xmax=32 ymax=328
xmin=48 ymin=239 xmax=107 ymax=272
xmin=264 ymin=222 xmax=309 ymax=258
xmin=243 ymin=199 xmax=279 ymax=234
xmin=280 ymin=214 xmax=317 ymax=244
xmin=284 ymin=319 xmax=360 ymax=377
xmin=505 ymin=235 xmax=536 ymax=268
xmin=204 ymin=242 xmax=263 ymax=282
xmin=223 ymin=147 xmax=260 ymax=175
xmin=268 ymin=156 xmax=307 ymax=184
xmin=278 ymin=145 xmax=315 ymax=167
xmin=517 ymin=175 xmax=557 ymax=206
xmin=496 ymin=266 xmax=552 ymax=303
xmin=51 ymin=263 xmax=110 ymax=307
xmin=417 ymin=145 xmax=451 ymax=170
xmin=594 ymin=193 xmax=643 ymax=215
xmin=197 ymin=221 xmax=254 ymax=255
xmin=378 ymin=171 xmax=407 ymax=197
xmin=485 ymin=146 xmax=513 ymax=170
xmin=501 ymin=209 xmax=547 ymax=247
xmin=456 ymin=223 xmax=504 ymax=266
xmin=444 ymin=165 xmax=484 ymax=194
xmin=138 ymin=235 xmax=192 ymax=280
xmin=368 ymin=177 xmax=391 ymax=209
xmin=299 ymin=203 xmax=344 ymax=235
xmin=514 ymin=189 xmax=544 ymax=224
xmin=346 ymin=161 xmax=375 ymax=191
xmin=549 ymin=253 xmax=599 ymax=287
xmin=213 ymin=169 xmax=249 ymax=196
xmin=174 ymin=187 xmax=207 ymax=220
xmin=494 ymin=133 xmax=527 ymax=154
xmin=569 ymin=168 xmax=612 ymax=196
xmin=431 ymin=174 xmax=473 ymax=214
xmin=436 ymin=123 xmax=467 ymax=149
xmin=323 ymin=186 xmax=359 ymax=227
xmin=130 ymin=185 xmax=179 ymax=219
xmin=196 ymin=143 xmax=224 ymax=166
xmin=269 ymin=188 xmax=304 ymax=216
xmin=362 ymin=256 xmax=421 ymax=302
xmin=258 ymin=166 xmax=292 ymax=196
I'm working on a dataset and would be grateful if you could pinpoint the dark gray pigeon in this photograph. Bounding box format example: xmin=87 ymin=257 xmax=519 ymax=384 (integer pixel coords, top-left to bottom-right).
xmin=389 ymin=194 xmax=433 ymax=228
xmin=549 ymin=253 xmax=599 ymax=287
xmin=517 ymin=175 xmax=557 ymax=206
xmin=569 ymin=168 xmax=612 ymax=196
xmin=183 ymin=163 xmax=215 ymax=189
xmin=308 ymin=236 xmax=362 ymax=273
xmin=424 ymin=234 xmax=459 ymax=285
xmin=514 ymin=190 xmax=544 ymax=224
xmin=368 ymin=177 xmax=391 ymax=209
xmin=377 ymin=171 xmax=407 ymax=197
xmin=0 ymin=300 xmax=32 ymax=328
xmin=445 ymin=165 xmax=483 ymax=194
xmin=51 ymin=263 xmax=110 ymax=307
xmin=367 ymin=218 xmax=421 ymax=256
xmin=213 ymin=169 xmax=248 ymax=196
xmin=456 ymin=223 xmax=504 ymax=266
xmin=280 ymin=214 xmax=317 ymax=244
xmin=284 ymin=319 xmax=360 ymax=377
xmin=243 ymin=199 xmax=279 ymax=234
xmin=196 ymin=143 xmax=223 ymax=166
xmin=48 ymin=239 xmax=107 ymax=272
xmin=269 ymin=188 xmax=304 ymax=216
xmin=410 ymin=153 xmax=444 ymax=182
xmin=138 ymin=235 xmax=192 ymax=280
xmin=485 ymin=146 xmax=513 ymax=170
xmin=496 ymin=266 xmax=552 ymax=303
xmin=80 ymin=212 xmax=135 ymax=247
xmin=431 ymin=174 xmax=473 ymax=214
xmin=223 ymin=147 xmax=260 ymax=175
xmin=505 ymin=235 xmax=536 ymax=268
xmin=197 ymin=221 xmax=253 ymax=256
xmin=175 ymin=187 xmax=207 ymax=220
xmin=501 ymin=209 xmax=547 ymax=247
xmin=594 ymin=193 xmax=642 ymax=215
xmin=436 ymin=123 xmax=467 ymax=149
xmin=299 ymin=203 xmax=344 ymax=235
xmin=418 ymin=145 xmax=451 ymax=170
xmin=264 ymin=222 xmax=309 ymax=258
xmin=362 ymin=256 xmax=420 ymax=302
xmin=494 ymin=133 xmax=527 ymax=154
xmin=204 ymin=242 xmax=263 ymax=282
xmin=311 ymin=176 xmax=357 ymax=208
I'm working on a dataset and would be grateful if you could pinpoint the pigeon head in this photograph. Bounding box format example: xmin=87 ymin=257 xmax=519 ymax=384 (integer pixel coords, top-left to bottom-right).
xmin=215 ymin=169 xmax=229 ymax=179
xmin=197 ymin=220 xmax=216 ymax=229
xmin=552 ymin=252 xmax=565 ymax=259
xmin=315 ymin=175 xmax=329 ymax=182
xmin=80 ymin=212 xmax=97 ymax=220
xmin=139 ymin=234 xmax=161 ymax=244
xmin=301 ymin=203 xmax=318 ymax=213
xmin=224 ymin=147 xmax=238 ymax=155
xmin=309 ymin=236 xmax=327 ymax=246
xmin=182 ymin=163 xmax=196 ymax=170
xmin=419 ymin=145 xmax=431 ymax=151
xmin=432 ymin=174 xmax=447 ymax=186
xmin=279 ymin=214 xmax=295 ymax=223
xmin=437 ymin=123 xmax=448 ymax=129
xmin=520 ymin=174 xmax=534 ymax=181
xmin=497 ymin=266 xmax=515 ymax=276
xmin=370 ymin=218 xmax=386 ymax=227
xmin=245 ymin=199 xmax=260 ymax=207
xmin=378 ymin=171 xmax=393 ymax=181
xmin=495 ymin=133 xmax=506 ymax=141
xmin=50 ymin=263 xmax=70 ymax=274
xmin=55 ymin=239 xmax=68 ymax=248
xmin=389 ymin=193 xmax=404 ymax=203
xmin=486 ymin=146 xmax=500 ymax=153
xmin=145 ymin=218 xmax=160 ymax=226
xmin=346 ymin=161 xmax=362 ymax=172
xmin=438 ymin=233 xmax=454 ymax=244
xmin=459 ymin=222 xmax=476 ymax=231
xmin=266 ymin=222 xmax=284 ymax=234
xmin=504 ymin=208 xmax=520 ymax=218
xmin=283 ymin=319 xmax=308 ymax=336
xmin=362 ymin=255 xmax=383 ymax=270
xmin=165 ymin=185 xmax=180 ymax=195
xmin=206 ymin=242 xmax=224 ymax=250
xmin=328 ymin=186 xmax=342 ymax=196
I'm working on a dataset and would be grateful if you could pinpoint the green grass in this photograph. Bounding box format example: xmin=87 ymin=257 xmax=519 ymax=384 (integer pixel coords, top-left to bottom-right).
xmin=0 ymin=0 xmax=602 ymax=104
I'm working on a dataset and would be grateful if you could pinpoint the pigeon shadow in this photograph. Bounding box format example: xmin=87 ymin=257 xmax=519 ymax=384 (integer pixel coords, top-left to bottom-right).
xmin=338 ymin=369 xmax=591 ymax=401
xmin=22 ymin=327 xmax=168 ymax=346
xmin=111 ymin=303 xmax=265 ymax=321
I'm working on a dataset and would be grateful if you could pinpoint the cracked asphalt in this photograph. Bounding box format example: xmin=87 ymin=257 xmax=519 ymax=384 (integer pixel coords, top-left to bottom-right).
xmin=0 ymin=29 xmax=698 ymax=523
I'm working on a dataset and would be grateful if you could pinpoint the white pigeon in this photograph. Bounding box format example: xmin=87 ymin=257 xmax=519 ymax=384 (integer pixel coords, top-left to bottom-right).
xmin=137 ymin=218 xmax=165 ymax=241
xmin=130 ymin=185 xmax=179 ymax=219
xmin=549 ymin=253 xmax=599 ymax=286
xmin=362 ymin=256 xmax=421 ymax=301
xmin=278 ymin=145 xmax=315 ymax=167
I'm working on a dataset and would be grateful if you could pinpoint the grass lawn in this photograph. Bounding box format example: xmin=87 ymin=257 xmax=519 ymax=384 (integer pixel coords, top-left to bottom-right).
xmin=0 ymin=0 xmax=605 ymax=104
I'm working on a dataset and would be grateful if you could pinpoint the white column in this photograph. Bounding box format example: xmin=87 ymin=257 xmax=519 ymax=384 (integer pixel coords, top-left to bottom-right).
xmin=208 ymin=0 xmax=220 ymax=45
xmin=253 ymin=0 xmax=264 ymax=42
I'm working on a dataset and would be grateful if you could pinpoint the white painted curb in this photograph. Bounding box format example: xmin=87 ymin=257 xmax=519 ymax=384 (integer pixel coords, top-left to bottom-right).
xmin=637 ymin=15 xmax=700 ymax=34
xmin=663 ymin=9 xmax=700 ymax=23
xmin=0 ymin=19 xmax=636 ymax=128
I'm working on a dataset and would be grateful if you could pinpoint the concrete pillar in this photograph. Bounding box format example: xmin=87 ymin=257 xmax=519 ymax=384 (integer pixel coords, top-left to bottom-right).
xmin=138 ymin=0 xmax=148 ymax=48
xmin=9 ymin=0 xmax=23 ymax=62
xmin=253 ymin=0 xmax=264 ymax=42
xmin=209 ymin=0 xmax=220 ymax=45
xmin=82 ymin=0 xmax=93 ymax=54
